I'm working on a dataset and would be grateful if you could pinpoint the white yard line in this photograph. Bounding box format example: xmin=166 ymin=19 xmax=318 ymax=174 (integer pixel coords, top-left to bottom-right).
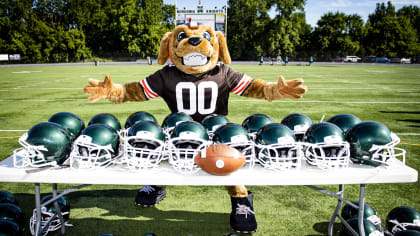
xmin=230 ymin=100 xmax=420 ymax=104
xmin=0 ymin=130 xmax=28 ymax=132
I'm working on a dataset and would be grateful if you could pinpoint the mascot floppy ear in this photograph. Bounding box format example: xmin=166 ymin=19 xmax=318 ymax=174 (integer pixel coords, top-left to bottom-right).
xmin=216 ymin=31 xmax=231 ymax=64
xmin=158 ymin=32 xmax=173 ymax=65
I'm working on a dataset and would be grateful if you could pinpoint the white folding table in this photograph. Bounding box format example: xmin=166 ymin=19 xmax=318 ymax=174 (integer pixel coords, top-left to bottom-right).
xmin=0 ymin=155 xmax=417 ymax=236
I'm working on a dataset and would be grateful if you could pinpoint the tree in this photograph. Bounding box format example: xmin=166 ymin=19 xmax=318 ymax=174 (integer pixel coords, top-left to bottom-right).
xmin=365 ymin=1 xmax=419 ymax=57
xmin=227 ymin=0 xmax=306 ymax=60
xmin=312 ymin=12 xmax=362 ymax=60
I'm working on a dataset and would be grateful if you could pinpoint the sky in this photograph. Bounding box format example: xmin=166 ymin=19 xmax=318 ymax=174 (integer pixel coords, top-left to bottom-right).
xmin=165 ymin=0 xmax=420 ymax=27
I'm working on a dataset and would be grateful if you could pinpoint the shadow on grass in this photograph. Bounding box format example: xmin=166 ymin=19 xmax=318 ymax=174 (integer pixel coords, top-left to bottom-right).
xmin=306 ymin=221 xmax=342 ymax=236
xmin=379 ymin=111 xmax=420 ymax=114
xmin=14 ymin=189 xmax=236 ymax=236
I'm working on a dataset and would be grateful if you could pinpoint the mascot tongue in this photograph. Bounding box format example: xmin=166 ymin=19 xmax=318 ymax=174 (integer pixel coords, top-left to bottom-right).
xmin=183 ymin=52 xmax=208 ymax=66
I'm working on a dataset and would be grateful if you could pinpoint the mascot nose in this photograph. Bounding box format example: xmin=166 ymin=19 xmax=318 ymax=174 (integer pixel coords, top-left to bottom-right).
xmin=188 ymin=37 xmax=202 ymax=46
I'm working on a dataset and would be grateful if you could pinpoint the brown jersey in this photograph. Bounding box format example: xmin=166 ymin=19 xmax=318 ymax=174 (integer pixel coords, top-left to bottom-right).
xmin=139 ymin=63 xmax=253 ymax=122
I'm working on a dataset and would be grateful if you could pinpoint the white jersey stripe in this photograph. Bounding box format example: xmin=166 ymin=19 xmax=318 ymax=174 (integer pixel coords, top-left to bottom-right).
xmin=231 ymin=75 xmax=252 ymax=95
xmin=140 ymin=79 xmax=159 ymax=99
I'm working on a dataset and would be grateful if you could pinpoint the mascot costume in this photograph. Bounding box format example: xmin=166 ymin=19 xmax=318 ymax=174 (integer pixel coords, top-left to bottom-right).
xmin=84 ymin=22 xmax=307 ymax=234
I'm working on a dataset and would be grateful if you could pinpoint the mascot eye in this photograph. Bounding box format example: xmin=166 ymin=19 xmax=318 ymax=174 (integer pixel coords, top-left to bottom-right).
xmin=177 ymin=32 xmax=187 ymax=41
xmin=203 ymin=32 xmax=211 ymax=41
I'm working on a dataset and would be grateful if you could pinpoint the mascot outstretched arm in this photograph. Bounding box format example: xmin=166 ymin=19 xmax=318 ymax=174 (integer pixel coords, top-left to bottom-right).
xmin=84 ymin=23 xmax=306 ymax=234
xmin=84 ymin=25 xmax=306 ymax=106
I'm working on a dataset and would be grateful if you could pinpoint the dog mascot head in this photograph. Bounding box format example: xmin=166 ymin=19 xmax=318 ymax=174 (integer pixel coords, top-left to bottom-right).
xmin=157 ymin=23 xmax=231 ymax=76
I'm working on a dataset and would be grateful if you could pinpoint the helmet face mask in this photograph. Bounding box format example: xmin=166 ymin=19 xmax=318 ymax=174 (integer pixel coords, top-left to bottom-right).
xmin=70 ymin=125 xmax=119 ymax=169
xmin=255 ymin=123 xmax=302 ymax=170
xmin=30 ymin=195 xmax=70 ymax=236
xmin=168 ymin=121 xmax=209 ymax=173
xmin=387 ymin=206 xmax=420 ymax=234
xmin=257 ymin=143 xmax=301 ymax=170
xmin=13 ymin=122 xmax=72 ymax=168
xmin=303 ymin=123 xmax=350 ymax=169
xmin=346 ymin=122 xmax=406 ymax=166
xmin=121 ymin=121 xmax=165 ymax=170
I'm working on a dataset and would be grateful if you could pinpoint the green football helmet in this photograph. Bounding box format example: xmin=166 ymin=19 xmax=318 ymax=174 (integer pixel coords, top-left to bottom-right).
xmin=162 ymin=112 xmax=193 ymax=138
xmin=0 ymin=220 xmax=21 ymax=236
xmin=341 ymin=218 xmax=384 ymax=236
xmin=281 ymin=113 xmax=313 ymax=141
xmin=242 ymin=114 xmax=274 ymax=138
xmin=121 ymin=120 xmax=165 ymax=169
xmin=255 ymin=123 xmax=301 ymax=170
xmin=394 ymin=230 xmax=420 ymax=236
xmin=345 ymin=121 xmax=406 ymax=167
xmin=124 ymin=111 xmax=157 ymax=129
xmin=212 ymin=123 xmax=255 ymax=167
xmin=386 ymin=207 xmax=420 ymax=234
xmin=168 ymin=121 xmax=209 ymax=173
xmin=48 ymin=112 xmax=85 ymax=140
xmin=14 ymin=122 xmax=72 ymax=168
xmin=88 ymin=113 xmax=121 ymax=131
xmin=30 ymin=195 xmax=70 ymax=236
xmin=341 ymin=202 xmax=382 ymax=228
xmin=202 ymin=114 xmax=230 ymax=138
xmin=70 ymin=124 xmax=120 ymax=168
xmin=327 ymin=114 xmax=362 ymax=135
xmin=0 ymin=203 xmax=25 ymax=233
xmin=303 ymin=122 xmax=350 ymax=169
xmin=0 ymin=191 xmax=18 ymax=206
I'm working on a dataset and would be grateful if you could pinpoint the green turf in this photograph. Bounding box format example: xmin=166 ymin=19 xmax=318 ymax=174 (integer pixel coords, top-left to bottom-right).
xmin=0 ymin=64 xmax=419 ymax=235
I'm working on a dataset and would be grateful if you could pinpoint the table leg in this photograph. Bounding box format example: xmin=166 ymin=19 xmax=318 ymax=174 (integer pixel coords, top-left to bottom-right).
xmin=34 ymin=183 xmax=41 ymax=236
xmin=52 ymin=184 xmax=66 ymax=235
xmin=328 ymin=184 xmax=344 ymax=236
xmin=358 ymin=184 xmax=366 ymax=236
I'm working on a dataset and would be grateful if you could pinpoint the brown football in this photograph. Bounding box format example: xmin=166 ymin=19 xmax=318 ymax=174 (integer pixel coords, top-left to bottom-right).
xmin=194 ymin=144 xmax=246 ymax=175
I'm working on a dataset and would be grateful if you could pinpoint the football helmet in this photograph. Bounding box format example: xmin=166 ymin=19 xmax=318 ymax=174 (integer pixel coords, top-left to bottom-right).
xmin=303 ymin=122 xmax=350 ymax=169
xmin=345 ymin=121 xmax=406 ymax=166
xmin=168 ymin=121 xmax=209 ymax=173
xmin=48 ymin=112 xmax=85 ymax=140
xmin=13 ymin=122 xmax=72 ymax=168
xmin=70 ymin=124 xmax=120 ymax=168
xmin=121 ymin=120 xmax=165 ymax=169
xmin=0 ymin=203 xmax=25 ymax=232
xmin=341 ymin=218 xmax=384 ymax=236
xmin=341 ymin=202 xmax=382 ymax=228
xmin=202 ymin=114 xmax=230 ymax=138
xmin=124 ymin=111 xmax=157 ymax=128
xmin=255 ymin=123 xmax=301 ymax=170
xmin=30 ymin=195 xmax=70 ymax=236
xmin=212 ymin=123 xmax=255 ymax=167
xmin=281 ymin=113 xmax=313 ymax=141
xmin=88 ymin=113 xmax=121 ymax=131
xmin=327 ymin=114 xmax=361 ymax=135
xmin=242 ymin=114 xmax=274 ymax=139
xmin=394 ymin=230 xmax=420 ymax=236
xmin=0 ymin=220 xmax=21 ymax=236
xmin=386 ymin=207 xmax=420 ymax=234
xmin=162 ymin=112 xmax=193 ymax=138
xmin=0 ymin=191 xmax=18 ymax=206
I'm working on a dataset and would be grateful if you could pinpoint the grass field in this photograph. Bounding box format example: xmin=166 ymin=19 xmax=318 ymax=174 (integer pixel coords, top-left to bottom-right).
xmin=0 ymin=63 xmax=419 ymax=236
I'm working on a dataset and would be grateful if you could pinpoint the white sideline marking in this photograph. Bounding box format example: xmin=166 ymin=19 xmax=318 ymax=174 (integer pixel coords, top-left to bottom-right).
xmin=0 ymin=130 xmax=28 ymax=132
xmin=12 ymin=71 xmax=43 ymax=74
xmin=230 ymin=100 xmax=420 ymax=104
xmin=1 ymin=88 xmax=81 ymax=90
xmin=0 ymin=99 xmax=85 ymax=102
xmin=310 ymin=88 xmax=376 ymax=90
xmin=397 ymin=133 xmax=420 ymax=136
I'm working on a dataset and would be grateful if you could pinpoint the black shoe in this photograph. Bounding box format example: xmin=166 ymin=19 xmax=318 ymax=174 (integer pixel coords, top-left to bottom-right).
xmin=230 ymin=191 xmax=257 ymax=234
xmin=134 ymin=185 xmax=166 ymax=207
